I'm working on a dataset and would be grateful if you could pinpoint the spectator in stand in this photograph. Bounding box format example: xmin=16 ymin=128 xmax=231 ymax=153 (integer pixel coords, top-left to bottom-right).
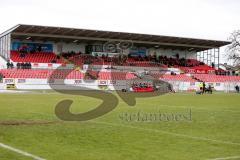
xmin=176 ymin=53 xmax=179 ymax=59
xmin=28 ymin=62 xmax=32 ymax=69
xmin=10 ymin=62 xmax=14 ymax=69
xmin=211 ymin=62 xmax=215 ymax=68
xmin=6 ymin=61 xmax=11 ymax=69
xmin=51 ymin=59 xmax=57 ymax=63
xmin=6 ymin=61 xmax=13 ymax=69
xmin=26 ymin=62 xmax=31 ymax=69
xmin=227 ymin=71 xmax=231 ymax=76
xmin=19 ymin=44 xmax=28 ymax=54
xmin=22 ymin=63 xmax=26 ymax=69
xmin=20 ymin=52 xmax=26 ymax=58
xmin=20 ymin=63 xmax=23 ymax=69
xmin=17 ymin=63 xmax=20 ymax=69
xmin=30 ymin=48 xmax=36 ymax=53
xmin=16 ymin=62 xmax=31 ymax=69
xmin=37 ymin=45 xmax=42 ymax=52
xmin=235 ymin=85 xmax=239 ymax=93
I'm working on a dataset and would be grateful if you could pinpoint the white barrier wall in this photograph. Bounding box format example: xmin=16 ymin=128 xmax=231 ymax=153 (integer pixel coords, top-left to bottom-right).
xmin=165 ymin=81 xmax=240 ymax=92
xmin=1 ymin=78 xmax=129 ymax=91
xmin=0 ymin=83 xmax=5 ymax=89
xmin=1 ymin=78 xmax=240 ymax=92
xmin=148 ymin=48 xmax=196 ymax=59
xmin=0 ymin=56 xmax=7 ymax=69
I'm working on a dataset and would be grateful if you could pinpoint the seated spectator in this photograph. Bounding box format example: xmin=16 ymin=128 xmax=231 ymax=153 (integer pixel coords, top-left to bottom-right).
xmin=20 ymin=52 xmax=26 ymax=58
xmin=30 ymin=48 xmax=36 ymax=53
xmin=51 ymin=59 xmax=57 ymax=63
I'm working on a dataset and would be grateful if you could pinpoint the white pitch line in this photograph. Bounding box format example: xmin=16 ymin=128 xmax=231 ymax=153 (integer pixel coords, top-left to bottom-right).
xmin=149 ymin=104 xmax=240 ymax=113
xmin=94 ymin=121 xmax=240 ymax=146
xmin=207 ymin=156 xmax=240 ymax=160
xmin=0 ymin=142 xmax=46 ymax=160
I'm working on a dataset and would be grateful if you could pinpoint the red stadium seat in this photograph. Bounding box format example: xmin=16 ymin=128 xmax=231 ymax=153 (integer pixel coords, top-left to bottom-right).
xmin=0 ymin=69 xmax=137 ymax=80
xmin=193 ymin=74 xmax=240 ymax=82
xmin=151 ymin=73 xmax=196 ymax=82
xmin=10 ymin=51 xmax=64 ymax=63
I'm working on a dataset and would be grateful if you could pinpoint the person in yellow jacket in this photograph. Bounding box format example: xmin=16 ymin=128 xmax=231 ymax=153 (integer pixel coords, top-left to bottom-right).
xmin=198 ymin=82 xmax=203 ymax=93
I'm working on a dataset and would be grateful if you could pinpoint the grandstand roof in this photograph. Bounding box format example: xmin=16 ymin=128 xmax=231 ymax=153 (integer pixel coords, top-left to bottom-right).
xmin=3 ymin=24 xmax=231 ymax=52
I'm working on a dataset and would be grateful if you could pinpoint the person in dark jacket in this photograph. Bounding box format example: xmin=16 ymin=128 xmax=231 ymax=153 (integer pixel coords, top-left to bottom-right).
xmin=235 ymin=85 xmax=239 ymax=93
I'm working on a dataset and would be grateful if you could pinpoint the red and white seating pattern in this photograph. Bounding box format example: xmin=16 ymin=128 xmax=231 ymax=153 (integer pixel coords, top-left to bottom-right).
xmin=11 ymin=51 xmax=64 ymax=63
xmin=180 ymin=65 xmax=215 ymax=74
xmin=193 ymin=74 xmax=240 ymax=82
xmin=68 ymin=55 xmax=165 ymax=68
xmin=0 ymin=69 xmax=136 ymax=80
xmin=1 ymin=69 xmax=240 ymax=83
xmin=151 ymin=73 xmax=196 ymax=82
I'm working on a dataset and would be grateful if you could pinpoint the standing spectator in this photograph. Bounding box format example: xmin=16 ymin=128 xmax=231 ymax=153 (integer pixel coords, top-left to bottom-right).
xmin=6 ymin=61 xmax=10 ymax=69
xmin=20 ymin=62 xmax=24 ymax=69
xmin=235 ymin=85 xmax=239 ymax=93
xmin=198 ymin=82 xmax=203 ymax=94
xmin=203 ymin=82 xmax=206 ymax=94
xmin=10 ymin=62 xmax=14 ymax=69
xmin=28 ymin=62 xmax=32 ymax=69
xmin=37 ymin=45 xmax=42 ymax=52
xmin=17 ymin=63 xmax=20 ymax=69
xmin=211 ymin=62 xmax=215 ymax=68
xmin=176 ymin=53 xmax=179 ymax=59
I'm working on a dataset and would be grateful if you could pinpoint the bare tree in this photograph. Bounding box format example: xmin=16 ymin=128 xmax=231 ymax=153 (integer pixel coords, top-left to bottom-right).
xmin=226 ymin=30 xmax=240 ymax=66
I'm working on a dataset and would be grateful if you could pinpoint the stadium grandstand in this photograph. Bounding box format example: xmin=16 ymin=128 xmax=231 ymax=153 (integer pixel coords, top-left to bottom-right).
xmin=0 ymin=24 xmax=239 ymax=92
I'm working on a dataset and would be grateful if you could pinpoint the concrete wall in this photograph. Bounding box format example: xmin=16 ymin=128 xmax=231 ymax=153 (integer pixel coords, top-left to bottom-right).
xmin=0 ymin=56 xmax=7 ymax=69
xmin=53 ymin=42 xmax=86 ymax=54
xmin=1 ymin=78 xmax=240 ymax=91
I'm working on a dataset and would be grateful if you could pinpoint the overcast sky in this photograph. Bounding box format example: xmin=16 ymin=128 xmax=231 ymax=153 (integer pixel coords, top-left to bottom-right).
xmin=0 ymin=0 xmax=240 ymax=63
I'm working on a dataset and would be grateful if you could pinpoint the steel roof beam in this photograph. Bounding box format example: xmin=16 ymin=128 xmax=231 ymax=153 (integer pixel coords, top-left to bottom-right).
xmin=12 ymin=32 xmax=216 ymax=49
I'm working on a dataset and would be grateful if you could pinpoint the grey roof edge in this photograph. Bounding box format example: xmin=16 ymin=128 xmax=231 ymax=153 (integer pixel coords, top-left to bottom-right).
xmin=3 ymin=24 xmax=231 ymax=46
xmin=0 ymin=24 xmax=21 ymax=38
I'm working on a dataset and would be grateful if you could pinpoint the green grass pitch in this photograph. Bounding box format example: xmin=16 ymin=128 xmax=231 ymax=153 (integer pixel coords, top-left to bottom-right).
xmin=0 ymin=92 xmax=239 ymax=160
